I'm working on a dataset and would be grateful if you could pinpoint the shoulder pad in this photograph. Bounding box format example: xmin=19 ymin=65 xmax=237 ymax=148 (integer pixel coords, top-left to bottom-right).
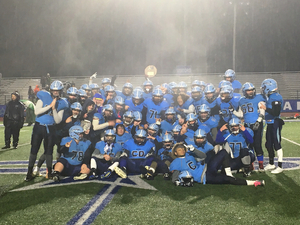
xmin=37 ymin=90 xmax=52 ymax=103
xmin=57 ymin=98 xmax=69 ymax=111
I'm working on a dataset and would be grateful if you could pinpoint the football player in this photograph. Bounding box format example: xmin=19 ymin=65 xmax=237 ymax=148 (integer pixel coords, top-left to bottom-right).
xmin=118 ymin=129 xmax=156 ymax=178
xmin=239 ymin=82 xmax=266 ymax=171
xmin=170 ymin=143 xmax=265 ymax=187
xmin=25 ymin=80 xmax=67 ymax=181
xmin=216 ymin=118 xmax=255 ymax=177
xmin=51 ymin=125 xmax=92 ymax=182
xmin=260 ymin=78 xmax=284 ymax=174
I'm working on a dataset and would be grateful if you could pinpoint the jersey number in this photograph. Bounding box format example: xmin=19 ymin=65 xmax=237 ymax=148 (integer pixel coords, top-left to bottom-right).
xmin=72 ymin=151 xmax=84 ymax=161
xmin=149 ymin=109 xmax=158 ymax=119
xmin=187 ymin=161 xmax=196 ymax=170
xmin=229 ymin=142 xmax=242 ymax=152
xmin=241 ymin=103 xmax=254 ymax=114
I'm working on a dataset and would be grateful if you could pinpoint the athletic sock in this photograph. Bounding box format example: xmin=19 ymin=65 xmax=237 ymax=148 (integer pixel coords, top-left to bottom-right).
xmin=277 ymin=149 xmax=283 ymax=168
xmin=37 ymin=154 xmax=45 ymax=168
xmin=224 ymin=167 xmax=233 ymax=177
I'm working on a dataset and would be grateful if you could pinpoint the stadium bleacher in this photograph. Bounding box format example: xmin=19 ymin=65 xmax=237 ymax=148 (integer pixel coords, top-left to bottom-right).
xmin=0 ymin=72 xmax=299 ymax=105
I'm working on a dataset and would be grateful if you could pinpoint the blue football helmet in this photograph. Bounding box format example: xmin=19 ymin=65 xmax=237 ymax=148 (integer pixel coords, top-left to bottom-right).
xmin=165 ymin=107 xmax=176 ymax=115
xmin=77 ymin=89 xmax=87 ymax=97
xmin=220 ymin=85 xmax=233 ymax=101
xmin=123 ymin=111 xmax=134 ymax=125
xmin=132 ymin=89 xmax=143 ymax=99
xmin=89 ymin=83 xmax=99 ymax=90
xmin=172 ymin=125 xmax=182 ymax=133
xmin=80 ymin=84 xmax=91 ymax=91
xmin=224 ymin=69 xmax=236 ymax=81
xmin=219 ymin=80 xmax=232 ymax=88
xmin=115 ymin=96 xmax=125 ymax=105
xmin=102 ymin=104 xmax=113 ymax=116
xmin=104 ymin=129 xmax=116 ymax=144
xmin=191 ymin=86 xmax=203 ymax=101
xmin=204 ymin=84 xmax=216 ymax=102
xmin=197 ymin=104 xmax=210 ymax=121
xmin=148 ymin=123 xmax=159 ymax=136
xmin=178 ymin=81 xmax=187 ymax=89
xmin=175 ymin=170 xmax=194 ymax=187
xmin=162 ymin=133 xmax=174 ymax=150
xmin=69 ymin=125 xmax=84 ymax=140
xmin=242 ymin=82 xmax=256 ymax=98
xmin=133 ymin=111 xmax=142 ymax=121
xmin=104 ymin=85 xmax=115 ymax=92
xmin=70 ymin=102 xmax=82 ymax=111
xmin=229 ymin=118 xmax=241 ymax=134
xmin=134 ymin=129 xmax=147 ymax=145
xmin=152 ymin=88 xmax=163 ymax=103
xmin=143 ymin=80 xmax=153 ymax=93
xmin=194 ymin=129 xmax=207 ymax=139
xmin=67 ymin=87 xmax=78 ymax=96
xmin=50 ymin=80 xmax=64 ymax=91
xmin=186 ymin=113 xmax=198 ymax=129
xmin=102 ymin=78 xmax=111 ymax=85
xmin=261 ymin=78 xmax=278 ymax=96
xmin=122 ymin=82 xmax=133 ymax=95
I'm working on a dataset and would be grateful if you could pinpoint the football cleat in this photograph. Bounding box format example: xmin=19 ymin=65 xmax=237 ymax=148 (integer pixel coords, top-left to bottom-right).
xmin=243 ymin=171 xmax=252 ymax=177
xmin=100 ymin=170 xmax=112 ymax=179
xmin=264 ymin=164 xmax=276 ymax=171
xmin=88 ymin=169 xmax=98 ymax=180
xmin=258 ymin=162 xmax=265 ymax=172
xmin=163 ymin=173 xmax=170 ymax=180
xmin=51 ymin=171 xmax=60 ymax=182
xmin=73 ymin=173 xmax=88 ymax=180
xmin=24 ymin=173 xmax=35 ymax=182
xmin=1 ymin=146 xmax=10 ymax=149
xmin=254 ymin=180 xmax=265 ymax=187
xmin=145 ymin=170 xmax=154 ymax=180
xmin=271 ymin=167 xmax=283 ymax=174
xmin=115 ymin=167 xmax=127 ymax=179
xmin=32 ymin=166 xmax=42 ymax=177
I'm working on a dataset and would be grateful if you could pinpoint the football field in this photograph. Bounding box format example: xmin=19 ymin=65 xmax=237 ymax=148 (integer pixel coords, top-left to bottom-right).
xmin=1 ymin=122 xmax=300 ymax=225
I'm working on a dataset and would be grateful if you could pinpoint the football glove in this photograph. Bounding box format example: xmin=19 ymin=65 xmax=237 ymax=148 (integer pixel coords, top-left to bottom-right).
xmin=252 ymin=121 xmax=260 ymax=131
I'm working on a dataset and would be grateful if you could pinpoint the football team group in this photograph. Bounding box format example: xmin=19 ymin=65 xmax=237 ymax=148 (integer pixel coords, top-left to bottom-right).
xmin=15 ymin=69 xmax=284 ymax=187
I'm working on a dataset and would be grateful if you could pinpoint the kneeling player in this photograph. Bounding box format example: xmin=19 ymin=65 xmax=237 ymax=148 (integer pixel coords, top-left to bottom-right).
xmin=118 ymin=129 xmax=156 ymax=178
xmin=88 ymin=129 xmax=124 ymax=179
xmin=51 ymin=126 xmax=91 ymax=181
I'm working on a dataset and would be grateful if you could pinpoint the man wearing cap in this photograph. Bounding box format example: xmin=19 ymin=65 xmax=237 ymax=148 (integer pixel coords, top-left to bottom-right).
xmin=2 ymin=92 xmax=25 ymax=149
xmin=93 ymin=93 xmax=104 ymax=114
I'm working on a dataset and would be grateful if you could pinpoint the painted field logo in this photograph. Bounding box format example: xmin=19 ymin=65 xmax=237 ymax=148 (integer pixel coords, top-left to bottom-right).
xmin=1 ymin=158 xmax=300 ymax=225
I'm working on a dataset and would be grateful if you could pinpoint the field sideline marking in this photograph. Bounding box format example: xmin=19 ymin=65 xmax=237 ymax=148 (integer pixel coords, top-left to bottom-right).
xmin=263 ymin=128 xmax=300 ymax=147
xmin=281 ymin=137 xmax=300 ymax=147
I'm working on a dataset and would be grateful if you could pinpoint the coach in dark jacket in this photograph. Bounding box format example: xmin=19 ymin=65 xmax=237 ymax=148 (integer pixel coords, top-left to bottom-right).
xmin=2 ymin=92 xmax=25 ymax=149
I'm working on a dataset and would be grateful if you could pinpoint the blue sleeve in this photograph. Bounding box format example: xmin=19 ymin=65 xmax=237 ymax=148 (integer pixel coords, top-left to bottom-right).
xmin=241 ymin=129 xmax=253 ymax=144
xmin=215 ymin=130 xmax=225 ymax=144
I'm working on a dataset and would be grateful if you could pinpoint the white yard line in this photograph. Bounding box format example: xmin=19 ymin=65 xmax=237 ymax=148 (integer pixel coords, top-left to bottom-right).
xmin=281 ymin=136 xmax=300 ymax=147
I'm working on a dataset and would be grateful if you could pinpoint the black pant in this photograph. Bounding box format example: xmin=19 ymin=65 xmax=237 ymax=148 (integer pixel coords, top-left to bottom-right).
xmin=4 ymin=123 xmax=21 ymax=147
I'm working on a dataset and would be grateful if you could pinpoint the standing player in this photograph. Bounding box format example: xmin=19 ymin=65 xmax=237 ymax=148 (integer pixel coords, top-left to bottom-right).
xmin=25 ymin=80 xmax=66 ymax=181
xmin=260 ymin=79 xmax=284 ymax=174
xmin=239 ymin=82 xmax=266 ymax=171
xmin=218 ymin=69 xmax=242 ymax=93
xmin=142 ymin=89 xmax=169 ymax=128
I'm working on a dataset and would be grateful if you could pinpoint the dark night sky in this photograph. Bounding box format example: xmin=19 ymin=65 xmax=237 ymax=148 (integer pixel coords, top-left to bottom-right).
xmin=0 ymin=0 xmax=300 ymax=77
